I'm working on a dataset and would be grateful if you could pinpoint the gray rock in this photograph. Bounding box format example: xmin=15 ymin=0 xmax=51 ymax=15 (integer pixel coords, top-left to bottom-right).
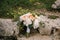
xmin=52 ymin=27 xmax=60 ymax=40
xmin=0 ymin=19 xmax=19 ymax=36
xmin=38 ymin=15 xmax=60 ymax=35
xmin=52 ymin=0 xmax=60 ymax=9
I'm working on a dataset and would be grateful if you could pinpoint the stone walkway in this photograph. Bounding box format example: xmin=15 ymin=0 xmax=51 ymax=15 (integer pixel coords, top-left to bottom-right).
xmin=17 ymin=34 xmax=54 ymax=40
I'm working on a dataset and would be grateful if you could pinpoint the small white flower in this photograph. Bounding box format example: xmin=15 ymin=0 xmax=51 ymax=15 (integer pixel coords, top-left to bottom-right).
xmin=26 ymin=26 xmax=30 ymax=33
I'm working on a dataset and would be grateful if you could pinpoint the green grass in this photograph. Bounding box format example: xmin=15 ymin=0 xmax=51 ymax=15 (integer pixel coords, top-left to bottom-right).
xmin=0 ymin=0 xmax=56 ymax=19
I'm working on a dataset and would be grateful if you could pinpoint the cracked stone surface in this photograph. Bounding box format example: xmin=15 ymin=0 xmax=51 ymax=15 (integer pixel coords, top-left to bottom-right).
xmin=0 ymin=15 xmax=60 ymax=40
xmin=0 ymin=18 xmax=19 ymax=36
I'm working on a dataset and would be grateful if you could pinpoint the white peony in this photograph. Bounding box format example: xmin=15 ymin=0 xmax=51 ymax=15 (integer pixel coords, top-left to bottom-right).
xmin=19 ymin=12 xmax=31 ymax=21
xmin=33 ymin=19 xmax=40 ymax=29
xmin=33 ymin=15 xmax=40 ymax=29
xmin=23 ymin=17 xmax=32 ymax=26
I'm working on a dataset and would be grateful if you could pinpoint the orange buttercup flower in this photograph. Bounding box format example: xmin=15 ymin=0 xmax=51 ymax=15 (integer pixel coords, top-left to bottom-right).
xmin=29 ymin=14 xmax=32 ymax=16
xmin=29 ymin=15 xmax=35 ymax=21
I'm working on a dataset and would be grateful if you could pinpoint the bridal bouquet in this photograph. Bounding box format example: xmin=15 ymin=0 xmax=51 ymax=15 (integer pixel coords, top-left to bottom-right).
xmin=19 ymin=12 xmax=40 ymax=36
xmin=18 ymin=12 xmax=60 ymax=37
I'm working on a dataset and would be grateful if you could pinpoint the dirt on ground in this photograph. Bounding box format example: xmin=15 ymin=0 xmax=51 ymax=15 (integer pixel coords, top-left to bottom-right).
xmin=35 ymin=9 xmax=60 ymax=17
xmin=17 ymin=34 xmax=59 ymax=40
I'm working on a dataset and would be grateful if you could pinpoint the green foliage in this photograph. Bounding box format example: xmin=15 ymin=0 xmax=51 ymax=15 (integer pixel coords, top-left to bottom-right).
xmin=0 ymin=0 xmax=56 ymax=18
xmin=0 ymin=0 xmax=28 ymax=18
xmin=38 ymin=0 xmax=56 ymax=9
